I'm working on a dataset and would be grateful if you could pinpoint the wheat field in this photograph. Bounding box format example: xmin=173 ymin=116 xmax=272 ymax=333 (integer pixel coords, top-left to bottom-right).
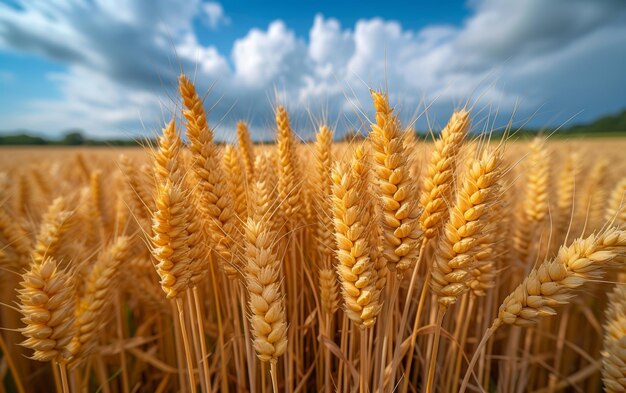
xmin=1 ymin=75 xmax=626 ymax=393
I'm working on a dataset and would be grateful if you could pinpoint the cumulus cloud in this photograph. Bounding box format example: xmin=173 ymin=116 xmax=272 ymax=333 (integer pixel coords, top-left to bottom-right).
xmin=0 ymin=0 xmax=625 ymax=138
xmin=233 ymin=21 xmax=308 ymax=89
xmin=201 ymin=2 xmax=230 ymax=29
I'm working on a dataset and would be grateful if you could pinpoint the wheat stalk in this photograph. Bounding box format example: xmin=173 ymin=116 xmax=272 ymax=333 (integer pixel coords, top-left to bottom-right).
xmin=602 ymin=285 xmax=626 ymax=393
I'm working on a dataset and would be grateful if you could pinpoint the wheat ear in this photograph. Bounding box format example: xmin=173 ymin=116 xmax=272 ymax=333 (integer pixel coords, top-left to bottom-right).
xmin=314 ymin=125 xmax=336 ymax=264
xmin=224 ymin=145 xmax=248 ymax=219
xmin=0 ymin=205 xmax=31 ymax=267
xmin=555 ymin=151 xmax=581 ymax=235
xmin=351 ymin=144 xmax=388 ymax=293
xmin=369 ymin=90 xmax=421 ymax=273
xmin=150 ymin=181 xmax=193 ymax=299
xmin=237 ymin=120 xmax=256 ymax=181
xmin=497 ymin=227 xmax=626 ymax=327
xmin=513 ymin=137 xmax=549 ymax=261
xmin=244 ymin=181 xmax=288 ymax=363
xmin=32 ymin=197 xmax=73 ymax=266
xmin=331 ymin=147 xmax=382 ymax=328
xmin=153 ymin=120 xmax=183 ymax=185
xmin=253 ymin=153 xmax=282 ymax=235
xmin=319 ymin=268 xmax=339 ymax=315
xmin=17 ymin=256 xmax=77 ymax=363
xmin=179 ymin=74 xmax=241 ymax=279
xmin=431 ymin=148 xmax=503 ymax=307
xmin=275 ymin=105 xmax=303 ymax=229
xmin=73 ymin=236 xmax=131 ymax=357
xmin=153 ymin=118 xmax=209 ymax=286
xmin=419 ymin=109 xmax=470 ymax=240
xmin=469 ymin=197 xmax=502 ymax=297
xmin=602 ymin=285 xmax=626 ymax=392
xmin=119 ymin=154 xmax=153 ymax=230
xmin=89 ymin=170 xmax=107 ymax=241
xmin=461 ymin=227 xmax=626 ymax=393
xmin=579 ymin=159 xmax=609 ymax=232
xmin=606 ymin=177 xmax=626 ymax=227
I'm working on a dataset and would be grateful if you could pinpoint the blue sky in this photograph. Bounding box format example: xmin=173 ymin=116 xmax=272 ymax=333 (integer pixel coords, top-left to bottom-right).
xmin=200 ymin=1 xmax=467 ymax=54
xmin=1 ymin=0 xmax=625 ymax=140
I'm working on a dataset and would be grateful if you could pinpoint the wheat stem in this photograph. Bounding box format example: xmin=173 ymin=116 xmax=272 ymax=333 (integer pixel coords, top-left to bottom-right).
xmin=400 ymin=273 xmax=432 ymax=392
xmin=175 ymin=297 xmax=196 ymax=390
xmin=193 ymin=287 xmax=213 ymax=393
xmin=459 ymin=323 xmax=499 ymax=393
xmin=388 ymin=239 xmax=427 ymax=386
xmin=425 ymin=306 xmax=446 ymax=393
xmin=58 ymin=362 xmax=70 ymax=393
xmin=270 ymin=361 xmax=279 ymax=393
xmin=0 ymin=333 xmax=26 ymax=393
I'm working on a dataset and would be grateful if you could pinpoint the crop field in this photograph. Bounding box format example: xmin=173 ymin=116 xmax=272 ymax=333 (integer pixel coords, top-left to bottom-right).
xmin=1 ymin=75 xmax=625 ymax=393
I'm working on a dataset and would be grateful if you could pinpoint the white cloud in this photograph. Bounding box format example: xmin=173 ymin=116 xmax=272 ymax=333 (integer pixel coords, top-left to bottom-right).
xmin=0 ymin=0 xmax=625 ymax=138
xmin=232 ymin=21 xmax=308 ymax=90
xmin=309 ymin=15 xmax=354 ymax=72
xmin=201 ymin=2 xmax=230 ymax=30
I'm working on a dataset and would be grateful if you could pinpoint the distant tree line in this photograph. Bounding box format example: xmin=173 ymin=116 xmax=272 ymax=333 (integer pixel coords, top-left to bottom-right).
xmin=0 ymin=129 xmax=150 ymax=146
xmin=2 ymin=109 xmax=626 ymax=145
xmin=338 ymin=109 xmax=626 ymax=142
